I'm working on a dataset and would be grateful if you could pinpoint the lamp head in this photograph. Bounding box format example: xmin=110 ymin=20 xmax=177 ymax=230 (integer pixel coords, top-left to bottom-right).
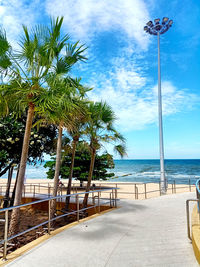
xmin=168 ymin=20 xmax=173 ymax=26
xmin=154 ymin=18 xmax=160 ymax=24
xmin=144 ymin=17 xmax=173 ymax=35
xmin=147 ymin=21 xmax=153 ymax=27
xmin=162 ymin=17 xmax=169 ymax=24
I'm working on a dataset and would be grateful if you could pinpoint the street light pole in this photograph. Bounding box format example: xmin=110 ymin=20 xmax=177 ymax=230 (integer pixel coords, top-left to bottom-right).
xmin=144 ymin=18 xmax=173 ymax=194
xmin=157 ymin=32 xmax=165 ymax=193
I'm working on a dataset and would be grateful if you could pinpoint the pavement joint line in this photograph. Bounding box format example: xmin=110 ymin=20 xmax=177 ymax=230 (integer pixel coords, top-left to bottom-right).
xmin=104 ymin=230 xmax=129 ymax=267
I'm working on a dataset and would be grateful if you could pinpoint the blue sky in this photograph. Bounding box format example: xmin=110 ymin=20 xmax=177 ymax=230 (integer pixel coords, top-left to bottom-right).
xmin=1 ymin=0 xmax=200 ymax=159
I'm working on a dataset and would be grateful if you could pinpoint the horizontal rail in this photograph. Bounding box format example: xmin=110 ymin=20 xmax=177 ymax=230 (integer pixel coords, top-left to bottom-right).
xmin=0 ymin=179 xmax=197 ymax=203
xmin=0 ymin=188 xmax=117 ymax=213
xmin=0 ymin=187 xmax=117 ymax=260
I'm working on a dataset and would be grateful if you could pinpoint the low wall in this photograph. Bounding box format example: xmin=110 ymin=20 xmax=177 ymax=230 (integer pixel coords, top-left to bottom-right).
xmin=192 ymin=204 xmax=200 ymax=265
xmin=21 ymin=197 xmax=110 ymax=216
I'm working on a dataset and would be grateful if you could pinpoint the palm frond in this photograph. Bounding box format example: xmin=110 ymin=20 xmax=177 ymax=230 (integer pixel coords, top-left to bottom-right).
xmin=0 ymin=28 xmax=12 ymax=70
xmin=114 ymin=144 xmax=127 ymax=158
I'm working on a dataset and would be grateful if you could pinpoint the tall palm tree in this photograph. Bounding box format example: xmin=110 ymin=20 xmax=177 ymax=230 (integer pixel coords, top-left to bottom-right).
xmin=0 ymin=17 xmax=87 ymax=236
xmin=82 ymin=102 xmax=126 ymax=208
xmin=39 ymin=76 xmax=89 ymax=219
xmin=65 ymin=105 xmax=90 ymax=211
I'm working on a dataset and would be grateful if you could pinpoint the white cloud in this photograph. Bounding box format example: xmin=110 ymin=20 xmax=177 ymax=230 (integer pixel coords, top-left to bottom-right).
xmin=0 ymin=0 xmax=43 ymax=48
xmin=45 ymin=0 xmax=151 ymax=50
xmin=88 ymin=62 xmax=199 ymax=132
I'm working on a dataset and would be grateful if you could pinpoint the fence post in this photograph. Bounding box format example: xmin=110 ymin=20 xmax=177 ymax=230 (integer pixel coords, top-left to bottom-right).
xmin=98 ymin=191 xmax=100 ymax=213
xmin=174 ymin=180 xmax=176 ymax=193
xmin=76 ymin=195 xmax=79 ymax=222
xmin=189 ymin=179 xmax=191 ymax=192
xmin=33 ymin=185 xmax=35 ymax=197
xmin=112 ymin=189 xmax=115 ymax=206
xmin=134 ymin=184 xmax=137 ymax=199
xmin=115 ymin=188 xmax=117 ymax=208
xmin=3 ymin=210 xmax=9 ymax=260
xmin=144 ymin=183 xmax=147 ymax=199
xmin=172 ymin=183 xmax=174 ymax=194
xmin=159 ymin=182 xmax=161 ymax=196
xmin=48 ymin=200 xmax=51 ymax=235
xmin=48 ymin=186 xmax=50 ymax=197
xmin=186 ymin=200 xmax=192 ymax=240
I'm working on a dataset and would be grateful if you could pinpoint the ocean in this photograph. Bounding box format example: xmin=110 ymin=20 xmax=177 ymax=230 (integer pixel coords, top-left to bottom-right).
xmin=0 ymin=159 xmax=200 ymax=184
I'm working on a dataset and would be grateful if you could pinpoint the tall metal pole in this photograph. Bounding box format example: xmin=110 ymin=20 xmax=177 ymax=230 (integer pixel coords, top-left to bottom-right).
xmin=157 ymin=32 xmax=166 ymax=194
xmin=144 ymin=18 xmax=173 ymax=194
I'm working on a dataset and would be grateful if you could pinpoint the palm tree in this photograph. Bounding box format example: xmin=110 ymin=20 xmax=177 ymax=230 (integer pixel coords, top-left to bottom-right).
xmin=82 ymin=102 xmax=126 ymax=208
xmin=0 ymin=17 xmax=87 ymax=236
xmin=65 ymin=105 xmax=90 ymax=211
xmin=39 ymin=77 xmax=89 ymax=219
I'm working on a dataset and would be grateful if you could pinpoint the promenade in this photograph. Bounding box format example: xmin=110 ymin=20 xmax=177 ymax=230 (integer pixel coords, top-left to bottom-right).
xmin=6 ymin=192 xmax=198 ymax=267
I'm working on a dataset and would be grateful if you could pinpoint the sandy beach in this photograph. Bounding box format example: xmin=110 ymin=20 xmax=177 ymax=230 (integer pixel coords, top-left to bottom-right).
xmin=0 ymin=178 xmax=196 ymax=200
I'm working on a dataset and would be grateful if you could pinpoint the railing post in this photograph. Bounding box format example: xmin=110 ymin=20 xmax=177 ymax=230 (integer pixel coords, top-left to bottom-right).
xmin=48 ymin=199 xmax=51 ymax=235
xmin=48 ymin=186 xmax=50 ymax=197
xmin=174 ymin=180 xmax=176 ymax=193
xmin=98 ymin=191 xmax=100 ymax=213
xmin=159 ymin=182 xmax=161 ymax=196
xmin=112 ymin=189 xmax=115 ymax=206
xmin=186 ymin=200 xmax=191 ymax=240
xmin=115 ymin=188 xmax=117 ymax=208
xmin=92 ymin=188 xmax=94 ymax=200
xmin=33 ymin=185 xmax=35 ymax=197
xmin=189 ymin=179 xmax=191 ymax=192
xmin=144 ymin=183 xmax=147 ymax=199
xmin=76 ymin=195 xmax=79 ymax=222
xmin=3 ymin=210 xmax=9 ymax=260
xmin=110 ymin=193 xmax=112 ymax=207
xmin=134 ymin=184 xmax=137 ymax=199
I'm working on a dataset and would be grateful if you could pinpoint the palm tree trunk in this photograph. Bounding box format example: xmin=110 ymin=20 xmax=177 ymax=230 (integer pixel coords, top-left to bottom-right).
xmin=10 ymin=167 xmax=19 ymax=207
xmin=50 ymin=122 xmax=63 ymax=220
xmin=3 ymin=166 xmax=14 ymax=208
xmin=83 ymin=148 xmax=96 ymax=208
xmin=0 ymin=161 xmax=14 ymax=177
xmin=65 ymin=137 xmax=78 ymax=211
xmin=9 ymin=103 xmax=35 ymax=237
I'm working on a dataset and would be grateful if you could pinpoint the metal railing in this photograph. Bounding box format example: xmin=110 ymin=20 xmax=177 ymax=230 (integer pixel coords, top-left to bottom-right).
xmin=0 ymin=187 xmax=117 ymax=260
xmin=0 ymin=178 xmax=196 ymax=202
xmin=196 ymin=179 xmax=200 ymax=211
xmin=186 ymin=178 xmax=200 ymax=240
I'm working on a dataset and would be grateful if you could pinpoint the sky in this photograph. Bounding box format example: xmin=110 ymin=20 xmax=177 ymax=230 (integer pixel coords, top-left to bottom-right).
xmin=1 ymin=0 xmax=200 ymax=159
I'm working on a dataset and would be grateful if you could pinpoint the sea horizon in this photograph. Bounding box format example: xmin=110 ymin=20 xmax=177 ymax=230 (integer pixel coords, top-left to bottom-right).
xmin=1 ymin=159 xmax=200 ymax=185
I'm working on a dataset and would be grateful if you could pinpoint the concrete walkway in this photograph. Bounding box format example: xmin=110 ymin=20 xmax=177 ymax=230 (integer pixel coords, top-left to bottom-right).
xmin=6 ymin=192 xmax=198 ymax=267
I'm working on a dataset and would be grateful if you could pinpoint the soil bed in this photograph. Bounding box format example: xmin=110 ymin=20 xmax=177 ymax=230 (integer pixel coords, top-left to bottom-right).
xmin=0 ymin=206 xmax=80 ymax=257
